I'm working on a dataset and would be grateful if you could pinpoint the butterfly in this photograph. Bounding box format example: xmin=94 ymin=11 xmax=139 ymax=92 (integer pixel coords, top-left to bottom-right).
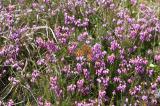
xmin=75 ymin=44 xmax=92 ymax=61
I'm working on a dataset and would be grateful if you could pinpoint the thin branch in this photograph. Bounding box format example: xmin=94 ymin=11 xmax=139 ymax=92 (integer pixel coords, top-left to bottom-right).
xmin=1 ymin=86 xmax=14 ymax=100
xmin=21 ymin=85 xmax=38 ymax=105
xmin=30 ymin=26 xmax=58 ymax=43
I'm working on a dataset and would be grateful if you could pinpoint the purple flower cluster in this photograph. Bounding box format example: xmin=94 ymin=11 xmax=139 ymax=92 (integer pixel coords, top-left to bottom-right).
xmin=54 ymin=26 xmax=74 ymax=44
xmin=37 ymin=97 xmax=52 ymax=106
xmin=8 ymin=77 xmax=20 ymax=86
xmin=107 ymin=53 xmax=115 ymax=64
xmin=154 ymin=54 xmax=160 ymax=63
xmin=91 ymin=43 xmax=106 ymax=61
xmin=31 ymin=70 xmax=40 ymax=82
xmin=110 ymin=40 xmax=120 ymax=51
xmin=129 ymin=56 xmax=148 ymax=74
xmin=77 ymin=32 xmax=88 ymax=42
xmin=36 ymin=37 xmax=59 ymax=52
xmin=64 ymin=13 xmax=89 ymax=27
xmin=50 ymin=76 xmax=62 ymax=98
xmin=96 ymin=0 xmax=115 ymax=9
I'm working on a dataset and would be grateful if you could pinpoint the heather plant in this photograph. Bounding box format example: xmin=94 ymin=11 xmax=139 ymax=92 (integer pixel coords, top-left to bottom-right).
xmin=0 ymin=0 xmax=160 ymax=106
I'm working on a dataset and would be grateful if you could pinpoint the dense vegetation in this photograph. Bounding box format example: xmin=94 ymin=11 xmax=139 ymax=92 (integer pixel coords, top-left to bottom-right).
xmin=0 ymin=0 xmax=160 ymax=105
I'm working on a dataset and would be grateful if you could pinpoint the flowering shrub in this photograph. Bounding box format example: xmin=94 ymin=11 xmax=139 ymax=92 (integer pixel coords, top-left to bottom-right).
xmin=0 ymin=0 xmax=160 ymax=105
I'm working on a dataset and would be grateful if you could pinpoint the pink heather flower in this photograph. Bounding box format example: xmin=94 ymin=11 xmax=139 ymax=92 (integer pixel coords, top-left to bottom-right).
xmin=75 ymin=100 xmax=96 ymax=106
xmin=98 ymin=90 xmax=106 ymax=98
xmin=7 ymin=99 xmax=14 ymax=106
xmin=45 ymin=53 xmax=57 ymax=63
xmin=31 ymin=70 xmax=40 ymax=82
xmin=117 ymin=68 xmax=127 ymax=74
xmin=37 ymin=97 xmax=44 ymax=106
xmin=68 ymin=42 xmax=77 ymax=54
xmin=46 ymin=40 xmax=59 ymax=53
xmin=142 ymin=95 xmax=148 ymax=101
xmin=64 ymin=13 xmax=75 ymax=25
xmin=32 ymin=3 xmax=38 ymax=8
xmin=139 ymin=31 xmax=151 ymax=42
xmin=97 ymin=77 xmax=109 ymax=87
xmin=117 ymin=20 xmax=124 ymax=25
xmin=6 ymin=13 xmax=14 ymax=26
xmin=96 ymin=68 xmax=103 ymax=76
xmin=8 ymin=77 xmax=20 ymax=85
xmin=130 ymin=0 xmax=137 ymax=6
xmin=39 ymin=6 xmax=45 ymax=13
xmin=154 ymin=54 xmax=160 ymax=62
xmin=147 ymin=69 xmax=154 ymax=77
xmin=117 ymin=9 xmax=129 ymax=19
xmin=50 ymin=76 xmax=62 ymax=97
xmin=151 ymin=83 xmax=157 ymax=90
xmin=62 ymin=65 xmax=71 ymax=74
xmin=127 ymin=78 xmax=133 ymax=83
xmin=50 ymin=76 xmax=58 ymax=89
xmin=98 ymin=90 xmax=107 ymax=105
xmin=91 ymin=43 xmax=106 ymax=61
xmin=152 ymin=99 xmax=157 ymax=104
xmin=54 ymin=26 xmax=74 ymax=44
xmin=10 ymin=31 xmax=21 ymax=40
xmin=132 ymin=24 xmax=140 ymax=30
xmin=83 ymin=68 xmax=90 ymax=79
xmin=77 ymin=79 xmax=84 ymax=89
xmin=117 ymin=83 xmax=126 ymax=92
xmin=102 ymin=77 xmax=109 ymax=87
xmin=44 ymin=0 xmax=50 ymax=3
xmin=81 ymin=18 xmax=89 ymax=27
xmin=95 ymin=61 xmax=105 ymax=68
xmin=96 ymin=0 xmax=115 ymax=10
xmin=130 ymin=30 xmax=137 ymax=39
xmin=107 ymin=54 xmax=115 ymax=64
xmin=127 ymin=17 xmax=135 ymax=23
xmin=37 ymin=59 xmax=45 ymax=65
xmin=36 ymin=37 xmax=46 ymax=48
xmin=115 ymin=26 xmax=124 ymax=36
xmin=129 ymin=56 xmax=148 ymax=74
xmin=113 ymin=77 xmax=121 ymax=83
xmin=129 ymin=85 xmax=142 ymax=95
xmin=7 ymin=5 xmax=15 ymax=11
xmin=67 ymin=84 xmax=76 ymax=93
xmin=77 ymin=32 xmax=88 ymax=42
xmin=110 ymin=40 xmax=120 ymax=51
xmin=75 ymin=0 xmax=85 ymax=6
xmin=82 ymin=86 xmax=90 ymax=95
xmin=102 ymin=69 xmax=109 ymax=75
xmin=76 ymin=63 xmax=82 ymax=73
xmin=44 ymin=101 xmax=52 ymax=106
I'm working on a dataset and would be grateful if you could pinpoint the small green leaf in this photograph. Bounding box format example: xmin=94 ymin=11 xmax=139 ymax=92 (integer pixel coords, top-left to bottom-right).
xmin=149 ymin=63 xmax=156 ymax=68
